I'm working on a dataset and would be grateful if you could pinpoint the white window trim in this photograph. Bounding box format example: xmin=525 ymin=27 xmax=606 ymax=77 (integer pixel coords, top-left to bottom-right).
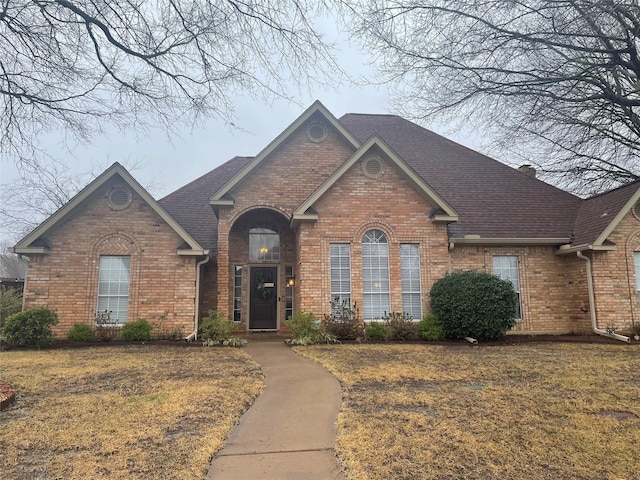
xmin=400 ymin=243 xmax=422 ymax=320
xmin=492 ymin=255 xmax=522 ymax=320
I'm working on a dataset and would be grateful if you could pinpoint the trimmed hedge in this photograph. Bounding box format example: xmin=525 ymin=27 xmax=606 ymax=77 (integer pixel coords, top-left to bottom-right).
xmin=430 ymin=270 xmax=518 ymax=341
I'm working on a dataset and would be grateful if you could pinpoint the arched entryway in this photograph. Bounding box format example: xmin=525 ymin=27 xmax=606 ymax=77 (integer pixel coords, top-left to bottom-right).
xmin=229 ymin=208 xmax=296 ymax=331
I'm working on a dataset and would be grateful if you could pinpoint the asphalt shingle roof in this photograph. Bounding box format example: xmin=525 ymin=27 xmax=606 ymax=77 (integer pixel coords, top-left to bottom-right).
xmin=572 ymin=179 xmax=640 ymax=246
xmin=339 ymin=113 xmax=582 ymax=239
xmin=159 ymin=157 xmax=252 ymax=252
xmin=158 ymin=111 xmax=638 ymax=252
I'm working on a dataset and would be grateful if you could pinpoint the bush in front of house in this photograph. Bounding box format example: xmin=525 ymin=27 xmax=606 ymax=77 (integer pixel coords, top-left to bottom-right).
xmin=365 ymin=321 xmax=388 ymax=341
xmin=418 ymin=313 xmax=445 ymax=341
xmin=122 ymin=319 xmax=153 ymax=341
xmin=0 ymin=288 xmax=23 ymax=330
xmin=430 ymin=270 xmax=518 ymax=341
xmin=286 ymin=311 xmax=337 ymax=345
xmin=322 ymin=297 xmax=364 ymax=340
xmin=199 ymin=310 xmax=247 ymax=346
xmin=383 ymin=311 xmax=420 ymax=340
xmin=67 ymin=323 xmax=96 ymax=342
xmin=2 ymin=308 xmax=59 ymax=348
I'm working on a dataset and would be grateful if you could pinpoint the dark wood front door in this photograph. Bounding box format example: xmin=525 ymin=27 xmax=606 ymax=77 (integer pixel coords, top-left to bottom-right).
xmin=249 ymin=267 xmax=278 ymax=329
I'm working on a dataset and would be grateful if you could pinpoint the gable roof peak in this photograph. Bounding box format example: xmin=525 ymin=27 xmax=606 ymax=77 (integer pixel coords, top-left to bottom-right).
xmin=13 ymin=162 xmax=206 ymax=255
xmin=210 ymin=101 xmax=361 ymax=205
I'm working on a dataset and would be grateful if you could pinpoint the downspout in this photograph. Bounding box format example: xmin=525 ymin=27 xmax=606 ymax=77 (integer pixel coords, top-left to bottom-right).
xmin=577 ymin=251 xmax=630 ymax=343
xmin=185 ymin=253 xmax=211 ymax=342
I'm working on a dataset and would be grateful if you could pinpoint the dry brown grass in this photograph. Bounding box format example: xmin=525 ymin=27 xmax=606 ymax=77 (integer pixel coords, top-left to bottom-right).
xmin=296 ymin=343 xmax=640 ymax=480
xmin=0 ymin=345 xmax=263 ymax=479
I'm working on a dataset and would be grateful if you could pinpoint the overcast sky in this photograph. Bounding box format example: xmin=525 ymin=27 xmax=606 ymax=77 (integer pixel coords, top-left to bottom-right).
xmin=0 ymin=23 xmax=485 ymax=219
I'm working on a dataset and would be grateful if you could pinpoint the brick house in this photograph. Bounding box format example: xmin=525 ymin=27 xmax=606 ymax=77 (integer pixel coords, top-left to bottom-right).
xmin=12 ymin=101 xmax=640 ymax=340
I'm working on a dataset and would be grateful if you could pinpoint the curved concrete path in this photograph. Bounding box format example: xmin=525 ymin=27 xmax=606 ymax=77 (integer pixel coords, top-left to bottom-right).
xmin=206 ymin=340 xmax=345 ymax=480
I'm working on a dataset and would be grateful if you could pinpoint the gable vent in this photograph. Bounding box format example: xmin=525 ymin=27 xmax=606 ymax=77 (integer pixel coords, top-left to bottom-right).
xmin=362 ymin=156 xmax=385 ymax=179
xmin=306 ymin=122 xmax=327 ymax=143
xmin=107 ymin=187 xmax=132 ymax=210
xmin=633 ymin=200 xmax=640 ymax=221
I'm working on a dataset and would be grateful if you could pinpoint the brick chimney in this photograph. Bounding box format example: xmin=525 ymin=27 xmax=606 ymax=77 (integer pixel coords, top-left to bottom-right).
xmin=518 ymin=164 xmax=536 ymax=178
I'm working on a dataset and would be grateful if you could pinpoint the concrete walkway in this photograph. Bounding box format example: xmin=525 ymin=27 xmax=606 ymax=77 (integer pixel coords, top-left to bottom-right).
xmin=206 ymin=340 xmax=345 ymax=480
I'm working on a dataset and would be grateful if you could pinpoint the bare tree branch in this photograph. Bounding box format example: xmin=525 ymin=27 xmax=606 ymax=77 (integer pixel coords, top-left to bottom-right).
xmin=349 ymin=0 xmax=640 ymax=194
xmin=1 ymin=0 xmax=339 ymax=164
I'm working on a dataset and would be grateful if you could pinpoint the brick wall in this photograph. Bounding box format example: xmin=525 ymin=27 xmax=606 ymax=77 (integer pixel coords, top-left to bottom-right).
xmin=591 ymin=211 xmax=640 ymax=333
xmin=298 ymin=154 xmax=449 ymax=319
xmin=450 ymin=245 xmax=591 ymax=334
xmin=215 ymin=114 xmax=355 ymax=327
xmin=209 ymin=113 xmax=599 ymax=335
xmin=23 ymin=176 xmax=198 ymax=338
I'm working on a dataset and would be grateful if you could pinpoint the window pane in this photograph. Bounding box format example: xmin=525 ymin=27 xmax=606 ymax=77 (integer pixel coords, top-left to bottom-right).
xmin=330 ymin=244 xmax=351 ymax=307
xmin=249 ymin=226 xmax=280 ymax=261
xmin=233 ymin=265 xmax=242 ymax=322
xmin=362 ymin=230 xmax=390 ymax=321
xmin=400 ymin=244 xmax=422 ymax=319
xmin=97 ymin=256 xmax=131 ymax=324
xmin=493 ymin=255 xmax=521 ymax=319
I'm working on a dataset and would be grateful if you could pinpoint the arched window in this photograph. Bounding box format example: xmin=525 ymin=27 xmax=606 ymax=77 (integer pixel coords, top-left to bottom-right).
xmin=249 ymin=224 xmax=280 ymax=261
xmin=362 ymin=229 xmax=390 ymax=321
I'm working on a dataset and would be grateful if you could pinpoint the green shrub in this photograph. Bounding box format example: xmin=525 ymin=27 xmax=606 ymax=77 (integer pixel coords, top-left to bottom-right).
xmin=365 ymin=322 xmax=388 ymax=341
xmin=286 ymin=311 xmax=338 ymax=345
xmin=418 ymin=313 xmax=445 ymax=341
xmin=322 ymin=298 xmax=364 ymax=340
xmin=122 ymin=319 xmax=153 ymax=341
xmin=430 ymin=270 xmax=518 ymax=341
xmin=2 ymin=308 xmax=58 ymax=348
xmin=383 ymin=312 xmax=419 ymax=341
xmin=0 ymin=288 xmax=22 ymax=329
xmin=199 ymin=310 xmax=235 ymax=343
xmin=67 ymin=323 xmax=96 ymax=342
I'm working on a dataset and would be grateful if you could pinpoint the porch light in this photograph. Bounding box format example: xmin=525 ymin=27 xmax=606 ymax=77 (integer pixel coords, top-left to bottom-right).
xmin=286 ymin=276 xmax=295 ymax=287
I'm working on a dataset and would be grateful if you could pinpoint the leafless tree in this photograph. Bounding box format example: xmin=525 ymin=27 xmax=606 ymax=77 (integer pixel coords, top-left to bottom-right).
xmin=1 ymin=0 xmax=338 ymax=163
xmin=348 ymin=0 xmax=640 ymax=194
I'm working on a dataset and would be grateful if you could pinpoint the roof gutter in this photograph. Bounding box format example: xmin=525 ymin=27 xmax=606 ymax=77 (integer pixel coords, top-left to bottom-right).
xmin=185 ymin=252 xmax=211 ymax=342
xmin=450 ymin=237 xmax=570 ymax=246
xmin=576 ymin=251 xmax=629 ymax=343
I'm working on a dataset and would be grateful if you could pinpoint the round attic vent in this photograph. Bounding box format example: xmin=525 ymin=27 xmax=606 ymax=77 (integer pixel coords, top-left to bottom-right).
xmin=362 ymin=156 xmax=385 ymax=179
xmin=107 ymin=187 xmax=132 ymax=210
xmin=306 ymin=122 xmax=327 ymax=143
xmin=633 ymin=200 xmax=640 ymax=221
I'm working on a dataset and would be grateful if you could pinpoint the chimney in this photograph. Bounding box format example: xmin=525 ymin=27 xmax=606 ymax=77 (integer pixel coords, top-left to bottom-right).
xmin=518 ymin=164 xmax=536 ymax=178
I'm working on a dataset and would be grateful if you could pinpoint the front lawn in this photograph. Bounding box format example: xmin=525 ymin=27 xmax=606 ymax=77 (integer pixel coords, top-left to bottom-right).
xmin=0 ymin=345 xmax=263 ymax=479
xmin=296 ymin=343 xmax=640 ymax=480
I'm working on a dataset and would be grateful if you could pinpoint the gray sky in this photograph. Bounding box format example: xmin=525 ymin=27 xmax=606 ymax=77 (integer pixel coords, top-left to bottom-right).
xmin=0 ymin=22 xmax=485 ymax=240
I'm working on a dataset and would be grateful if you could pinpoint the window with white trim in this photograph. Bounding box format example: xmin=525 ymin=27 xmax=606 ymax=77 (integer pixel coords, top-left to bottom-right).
xmin=400 ymin=244 xmax=422 ymax=319
xmin=634 ymin=252 xmax=640 ymax=308
xmin=233 ymin=265 xmax=242 ymax=322
xmin=492 ymin=255 xmax=522 ymax=319
xmin=97 ymin=256 xmax=131 ymax=324
xmin=330 ymin=244 xmax=351 ymax=306
xmin=362 ymin=230 xmax=390 ymax=321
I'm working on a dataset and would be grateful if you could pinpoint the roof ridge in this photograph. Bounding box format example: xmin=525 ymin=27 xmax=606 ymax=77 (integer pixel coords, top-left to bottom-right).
xmin=583 ymin=178 xmax=640 ymax=201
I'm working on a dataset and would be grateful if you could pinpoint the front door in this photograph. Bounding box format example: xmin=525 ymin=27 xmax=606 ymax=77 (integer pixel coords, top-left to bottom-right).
xmin=249 ymin=267 xmax=278 ymax=329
